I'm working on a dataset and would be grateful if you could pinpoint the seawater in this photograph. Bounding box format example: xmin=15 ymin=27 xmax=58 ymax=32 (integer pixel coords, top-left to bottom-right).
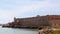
xmin=0 ymin=27 xmax=38 ymax=34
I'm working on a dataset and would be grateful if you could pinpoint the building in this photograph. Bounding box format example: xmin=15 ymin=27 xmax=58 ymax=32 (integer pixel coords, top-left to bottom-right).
xmin=2 ymin=15 xmax=60 ymax=28
xmin=48 ymin=15 xmax=60 ymax=28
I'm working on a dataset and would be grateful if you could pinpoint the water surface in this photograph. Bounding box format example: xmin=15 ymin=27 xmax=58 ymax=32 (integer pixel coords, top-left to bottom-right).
xmin=0 ymin=27 xmax=38 ymax=34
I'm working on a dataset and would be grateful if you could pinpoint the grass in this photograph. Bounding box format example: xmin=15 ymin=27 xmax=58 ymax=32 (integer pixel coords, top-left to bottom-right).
xmin=48 ymin=30 xmax=60 ymax=34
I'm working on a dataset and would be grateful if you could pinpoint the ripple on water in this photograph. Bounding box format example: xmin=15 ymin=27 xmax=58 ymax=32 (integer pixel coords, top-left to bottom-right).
xmin=0 ymin=28 xmax=38 ymax=34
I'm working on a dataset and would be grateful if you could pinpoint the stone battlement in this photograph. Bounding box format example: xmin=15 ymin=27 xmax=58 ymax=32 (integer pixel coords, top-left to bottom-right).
xmin=2 ymin=15 xmax=60 ymax=29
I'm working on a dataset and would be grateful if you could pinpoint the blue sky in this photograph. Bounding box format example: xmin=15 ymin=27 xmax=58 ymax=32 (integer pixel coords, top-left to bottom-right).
xmin=0 ymin=0 xmax=60 ymax=24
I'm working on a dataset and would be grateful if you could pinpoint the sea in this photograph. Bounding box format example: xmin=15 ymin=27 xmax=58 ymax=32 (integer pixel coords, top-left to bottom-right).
xmin=0 ymin=26 xmax=38 ymax=34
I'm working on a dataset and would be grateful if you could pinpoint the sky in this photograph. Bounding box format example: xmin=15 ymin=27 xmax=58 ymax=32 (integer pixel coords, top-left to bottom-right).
xmin=0 ymin=0 xmax=60 ymax=24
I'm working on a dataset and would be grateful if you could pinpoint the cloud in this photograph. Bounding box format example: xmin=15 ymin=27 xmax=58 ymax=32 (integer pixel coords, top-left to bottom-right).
xmin=0 ymin=0 xmax=60 ymax=24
